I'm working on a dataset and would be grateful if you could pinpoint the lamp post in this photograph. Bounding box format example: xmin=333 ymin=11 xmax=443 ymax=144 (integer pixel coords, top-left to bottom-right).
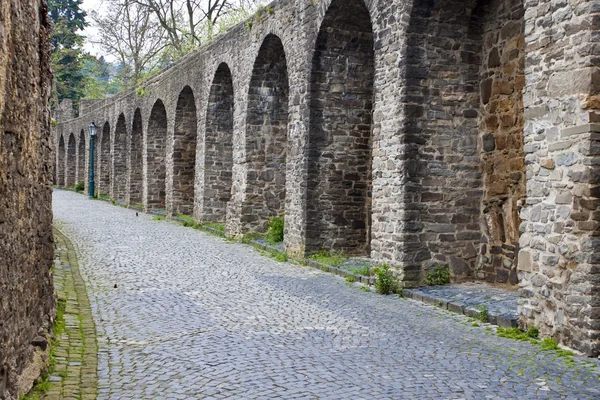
xmin=89 ymin=121 xmax=97 ymax=198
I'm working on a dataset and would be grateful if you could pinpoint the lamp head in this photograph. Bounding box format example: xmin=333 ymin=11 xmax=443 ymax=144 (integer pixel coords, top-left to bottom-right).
xmin=89 ymin=121 xmax=97 ymax=137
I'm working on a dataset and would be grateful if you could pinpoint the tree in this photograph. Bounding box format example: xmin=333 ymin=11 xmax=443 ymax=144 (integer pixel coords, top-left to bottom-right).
xmin=130 ymin=0 xmax=266 ymax=60
xmin=49 ymin=0 xmax=88 ymax=111
xmin=93 ymin=0 xmax=167 ymax=87
xmin=82 ymin=56 xmax=123 ymax=99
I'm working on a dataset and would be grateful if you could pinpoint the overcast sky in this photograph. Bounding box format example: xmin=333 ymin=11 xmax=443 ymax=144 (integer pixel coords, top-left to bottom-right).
xmin=81 ymin=0 xmax=109 ymax=59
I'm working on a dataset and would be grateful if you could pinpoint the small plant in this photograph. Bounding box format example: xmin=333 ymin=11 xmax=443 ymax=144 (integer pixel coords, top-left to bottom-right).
xmin=427 ymin=265 xmax=450 ymax=285
xmin=136 ymin=86 xmax=149 ymax=97
xmin=350 ymin=265 xmax=371 ymax=277
xmin=345 ymin=275 xmax=357 ymax=284
xmin=527 ymin=326 xmax=539 ymax=338
xmin=472 ymin=322 xmax=480 ymax=327
xmin=266 ymin=215 xmax=284 ymax=244
xmin=204 ymin=223 xmax=225 ymax=233
xmin=360 ymin=286 xmax=371 ymax=292
xmin=111 ymin=199 xmax=116 ymax=205
xmin=395 ymin=286 xmax=404 ymax=297
xmin=541 ymin=337 xmax=559 ymax=351
xmin=153 ymin=215 xmax=165 ymax=221
xmin=373 ymin=264 xmax=398 ymax=295
xmin=74 ymin=181 xmax=84 ymax=192
xmin=477 ymin=304 xmax=489 ymax=323
xmin=245 ymin=20 xmax=253 ymax=30
xmin=309 ymin=250 xmax=348 ymax=267
xmin=242 ymin=231 xmax=264 ymax=244
xmin=265 ymin=5 xmax=273 ymax=14
xmin=266 ymin=249 xmax=288 ymax=262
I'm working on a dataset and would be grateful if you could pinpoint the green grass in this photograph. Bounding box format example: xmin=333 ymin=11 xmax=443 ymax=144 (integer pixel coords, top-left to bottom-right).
xmin=203 ymin=223 xmax=225 ymax=233
xmin=350 ymin=265 xmax=371 ymax=276
xmin=345 ymin=275 xmax=357 ymax=284
xmin=20 ymin=298 xmax=67 ymax=400
xmin=427 ymin=265 xmax=450 ymax=285
xmin=266 ymin=215 xmax=284 ymax=244
xmin=241 ymin=231 xmax=265 ymax=244
xmin=309 ymin=250 xmax=348 ymax=267
xmin=177 ymin=214 xmax=195 ymax=224
xmin=476 ymin=304 xmax=489 ymax=323
xmin=373 ymin=264 xmax=398 ymax=295
xmin=152 ymin=215 xmax=165 ymax=221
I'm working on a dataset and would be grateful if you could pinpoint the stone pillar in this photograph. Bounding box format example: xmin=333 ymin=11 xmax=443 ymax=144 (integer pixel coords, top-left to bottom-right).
xmin=518 ymin=0 xmax=600 ymax=356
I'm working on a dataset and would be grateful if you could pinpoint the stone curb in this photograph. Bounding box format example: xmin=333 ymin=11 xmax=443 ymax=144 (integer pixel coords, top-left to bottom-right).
xmin=403 ymin=288 xmax=518 ymax=328
xmin=44 ymin=228 xmax=98 ymax=400
xmin=244 ymin=239 xmax=374 ymax=286
xmin=71 ymin=190 xmax=519 ymax=330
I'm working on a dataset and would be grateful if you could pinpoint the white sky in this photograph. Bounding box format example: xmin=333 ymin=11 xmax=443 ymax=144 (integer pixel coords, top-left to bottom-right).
xmin=81 ymin=0 xmax=110 ymax=60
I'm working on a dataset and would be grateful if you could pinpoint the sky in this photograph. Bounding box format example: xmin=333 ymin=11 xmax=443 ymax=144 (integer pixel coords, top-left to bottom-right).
xmin=81 ymin=0 xmax=109 ymax=59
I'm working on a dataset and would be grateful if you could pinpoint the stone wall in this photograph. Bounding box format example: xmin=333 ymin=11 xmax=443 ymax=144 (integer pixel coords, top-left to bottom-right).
xmin=53 ymin=0 xmax=599 ymax=356
xmin=518 ymin=0 xmax=600 ymax=357
xmin=0 ymin=0 xmax=55 ymax=397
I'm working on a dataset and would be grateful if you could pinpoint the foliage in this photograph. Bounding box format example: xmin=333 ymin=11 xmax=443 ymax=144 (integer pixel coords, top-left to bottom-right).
xmin=373 ymin=264 xmax=398 ymax=295
xmin=427 ymin=265 xmax=450 ymax=286
xmin=241 ymin=231 xmax=264 ymax=244
xmin=309 ymin=250 xmax=348 ymax=267
xmin=153 ymin=215 xmax=165 ymax=221
xmin=350 ymin=265 xmax=371 ymax=277
xmin=204 ymin=223 xmax=225 ymax=233
xmin=266 ymin=215 xmax=284 ymax=244
xmin=49 ymin=0 xmax=88 ymax=111
xmin=345 ymin=275 xmax=357 ymax=284
xmin=476 ymin=304 xmax=489 ymax=323
xmin=81 ymin=56 xmax=122 ymax=99
xmin=74 ymin=181 xmax=84 ymax=192
xmin=527 ymin=326 xmax=539 ymax=339
xmin=92 ymin=0 xmax=167 ymax=87
xmin=267 ymin=249 xmax=288 ymax=263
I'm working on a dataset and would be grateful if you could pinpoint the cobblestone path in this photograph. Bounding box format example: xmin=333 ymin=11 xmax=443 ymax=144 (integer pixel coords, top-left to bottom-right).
xmin=53 ymin=190 xmax=600 ymax=400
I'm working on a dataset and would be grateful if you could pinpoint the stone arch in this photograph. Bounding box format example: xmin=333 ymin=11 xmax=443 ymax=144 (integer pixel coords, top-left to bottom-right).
xmin=244 ymin=34 xmax=289 ymax=232
xmin=147 ymin=100 xmax=167 ymax=210
xmin=130 ymin=109 xmax=143 ymax=204
xmin=172 ymin=86 xmax=197 ymax=216
xmin=306 ymin=0 xmax=375 ymax=256
xmin=77 ymin=130 xmax=85 ymax=187
xmin=404 ymin=0 xmax=525 ymax=283
xmin=57 ymin=135 xmax=66 ymax=186
xmin=99 ymin=122 xmax=111 ymax=196
xmin=66 ymin=133 xmax=77 ymax=187
xmin=204 ymin=63 xmax=234 ymax=222
xmin=114 ymin=114 xmax=128 ymax=202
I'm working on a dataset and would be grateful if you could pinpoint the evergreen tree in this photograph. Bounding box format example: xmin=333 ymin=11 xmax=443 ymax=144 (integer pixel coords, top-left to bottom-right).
xmin=49 ymin=0 xmax=87 ymax=112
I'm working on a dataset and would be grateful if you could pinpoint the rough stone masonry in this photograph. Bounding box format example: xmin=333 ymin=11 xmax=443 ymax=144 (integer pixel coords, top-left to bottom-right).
xmin=0 ymin=0 xmax=55 ymax=398
xmin=53 ymin=0 xmax=600 ymax=357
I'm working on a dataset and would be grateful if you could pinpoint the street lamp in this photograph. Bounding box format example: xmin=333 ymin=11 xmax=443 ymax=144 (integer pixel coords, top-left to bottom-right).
xmin=88 ymin=121 xmax=97 ymax=198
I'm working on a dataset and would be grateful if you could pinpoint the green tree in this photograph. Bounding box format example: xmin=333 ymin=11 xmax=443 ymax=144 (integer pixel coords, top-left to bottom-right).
xmin=82 ymin=56 xmax=123 ymax=99
xmin=49 ymin=0 xmax=87 ymax=112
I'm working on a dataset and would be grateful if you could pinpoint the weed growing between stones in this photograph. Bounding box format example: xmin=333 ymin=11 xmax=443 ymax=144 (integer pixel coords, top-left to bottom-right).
xmin=350 ymin=265 xmax=370 ymax=276
xmin=152 ymin=216 xmax=165 ymax=221
xmin=21 ymin=298 xmax=66 ymax=400
xmin=426 ymin=265 xmax=450 ymax=285
xmin=266 ymin=215 xmax=284 ymax=244
xmin=373 ymin=264 xmax=398 ymax=295
xmin=345 ymin=275 xmax=357 ymax=285
xmin=74 ymin=182 xmax=84 ymax=192
xmin=309 ymin=250 xmax=348 ymax=267
xmin=477 ymin=304 xmax=489 ymax=323
xmin=242 ymin=231 xmax=265 ymax=244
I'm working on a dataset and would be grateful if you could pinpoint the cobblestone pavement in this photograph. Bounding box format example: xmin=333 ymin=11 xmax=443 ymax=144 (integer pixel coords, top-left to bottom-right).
xmin=53 ymin=190 xmax=600 ymax=400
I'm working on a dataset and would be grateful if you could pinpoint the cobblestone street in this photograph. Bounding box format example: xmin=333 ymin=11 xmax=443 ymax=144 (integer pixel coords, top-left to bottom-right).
xmin=52 ymin=190 xmax=600 ymax=399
